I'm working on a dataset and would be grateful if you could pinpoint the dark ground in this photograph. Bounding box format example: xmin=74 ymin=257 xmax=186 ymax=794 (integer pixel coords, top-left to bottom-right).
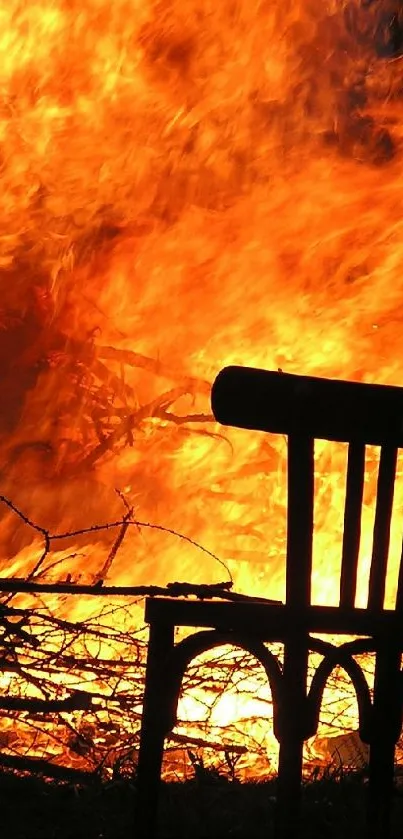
xmin=1 ymin=769 xmax=403 ymax=838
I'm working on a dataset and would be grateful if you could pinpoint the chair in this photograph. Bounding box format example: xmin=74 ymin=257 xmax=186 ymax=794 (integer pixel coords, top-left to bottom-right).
xmin=136 ymin=365 xmax=403 ymax=839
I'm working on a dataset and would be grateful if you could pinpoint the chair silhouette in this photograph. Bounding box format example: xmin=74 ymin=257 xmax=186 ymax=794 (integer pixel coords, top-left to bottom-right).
xmin=136 ymin=365 xmax=403 ymax=839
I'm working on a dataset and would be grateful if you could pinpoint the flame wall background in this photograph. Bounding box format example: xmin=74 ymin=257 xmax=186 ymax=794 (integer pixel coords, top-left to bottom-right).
xmin=0 ymin=0 xmax=403 ymax=776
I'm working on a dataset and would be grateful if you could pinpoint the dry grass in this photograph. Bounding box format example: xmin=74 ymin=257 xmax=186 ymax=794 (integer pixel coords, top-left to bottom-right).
xmin=1 ymin=765 xmax=403 ymax=839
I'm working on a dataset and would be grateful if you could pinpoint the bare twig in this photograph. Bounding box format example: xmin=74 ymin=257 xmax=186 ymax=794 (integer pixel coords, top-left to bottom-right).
xmin=0 ymin=494 xmax=232 ymax=584
xmin=93 ymin=505 xmax=134 ymax=587
xmin=167 ymin=730 xmax=247 ymax=754
xmin=97 ymin=346 xmax=210 ymax=396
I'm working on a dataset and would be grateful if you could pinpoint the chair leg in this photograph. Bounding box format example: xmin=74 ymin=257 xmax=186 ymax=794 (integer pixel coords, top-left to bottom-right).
xmin=366 ymin=645 xmax=402 ymax=839
xmin=275 ymin=635 xmax=308 ymax=839
xmin=367 ymin=734 xmax=395 ymax=839
xmin=276 ymin=736 xmax=304 ymax=839
xmin=136 ymin=621 xmax=175 ymax=839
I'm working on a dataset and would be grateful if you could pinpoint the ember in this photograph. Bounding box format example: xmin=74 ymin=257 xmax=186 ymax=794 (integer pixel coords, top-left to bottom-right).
xmin=1 ymin=0 xmax=403 ymax=779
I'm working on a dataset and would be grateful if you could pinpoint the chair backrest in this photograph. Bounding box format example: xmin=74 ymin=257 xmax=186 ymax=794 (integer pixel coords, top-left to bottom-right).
xmin=211 ymin=365 xmax=403 ymax=615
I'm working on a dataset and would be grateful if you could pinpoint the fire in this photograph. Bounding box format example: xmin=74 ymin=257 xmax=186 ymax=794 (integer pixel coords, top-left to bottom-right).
xmin=1 ymin=0 xmax=403 ymax=777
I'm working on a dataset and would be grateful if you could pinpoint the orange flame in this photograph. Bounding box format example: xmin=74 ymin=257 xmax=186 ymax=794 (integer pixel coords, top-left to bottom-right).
xmin=1 ymin=0 xmax=403 ymax=775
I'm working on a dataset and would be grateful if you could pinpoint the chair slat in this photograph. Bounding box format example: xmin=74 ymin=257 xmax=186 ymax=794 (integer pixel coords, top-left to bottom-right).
xmin=286 ymin=434 xmax=314 ymax=608
xmin=368 ymin=445 xmax=398 ymax=612
xmin=340 ymin=441 xmax=366 ymax=608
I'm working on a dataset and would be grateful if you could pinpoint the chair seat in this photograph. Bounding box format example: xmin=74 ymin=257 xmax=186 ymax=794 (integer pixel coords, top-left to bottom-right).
xmin=145 ymin=596 xmax=403 ymax=640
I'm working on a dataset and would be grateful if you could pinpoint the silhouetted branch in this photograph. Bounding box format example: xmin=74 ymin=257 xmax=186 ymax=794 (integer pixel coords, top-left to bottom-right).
xmin=167 ymin=730 xmax=247 ymax=754
xmin=0 ymin=693 xmax=92 ymax=712
xmin=0 ymin=493 xmax=232 ymax=584
xmin=0 ymin=495 xmax=387 ymax=779
xmin=0 ymin=752 xmax=95 ymax=783
xmin=0 ymin=578 xmax=281 ymax=603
